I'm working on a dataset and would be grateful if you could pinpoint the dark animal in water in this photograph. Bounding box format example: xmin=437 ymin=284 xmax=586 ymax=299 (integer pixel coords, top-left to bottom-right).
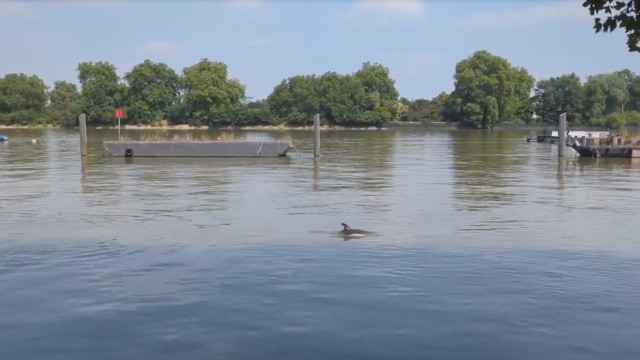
xmin=339 ymin=222 xmax=372 ymax=238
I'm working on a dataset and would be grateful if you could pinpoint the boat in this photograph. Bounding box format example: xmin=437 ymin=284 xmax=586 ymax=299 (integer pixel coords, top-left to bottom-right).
xmin=0 ymin=135 xmax=8 ymax=142
xmin=528 ymin=128 xmax=609 ymax=143
xmin=102 ymin=139 xmax=293 ymax=157
xmin=571 ymin=143 xmax=640 ymax=158
xmin=571 ymin=132 xmax=640 ymax=158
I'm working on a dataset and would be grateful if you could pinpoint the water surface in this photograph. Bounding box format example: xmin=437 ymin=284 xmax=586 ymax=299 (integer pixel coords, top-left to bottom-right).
xmin=1 ymin=128 xmax=639 ymax=359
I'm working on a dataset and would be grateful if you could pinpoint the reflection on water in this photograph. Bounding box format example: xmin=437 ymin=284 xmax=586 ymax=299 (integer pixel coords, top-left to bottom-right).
xmin=557 ymin=158 xmax=566 ymax=189
xmin=1 ymin=128 xmax=640 ymax=360
xmin=450 ymin=131 xmax=529 ymax=212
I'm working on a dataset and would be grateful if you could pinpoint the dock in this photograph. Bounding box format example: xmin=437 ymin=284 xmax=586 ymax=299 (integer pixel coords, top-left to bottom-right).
xmin=572 ymin=133 xmax=640 ymax=158
xmin=102 ymin=140 xmax=293 ymax=157
xmin=528 ymin=129 xmax=609 ymax=143
xmin=572 ymin=144 xmax=640 ymax=158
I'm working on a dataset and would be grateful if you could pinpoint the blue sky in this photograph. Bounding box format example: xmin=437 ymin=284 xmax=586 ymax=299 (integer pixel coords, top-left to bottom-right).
xmin=1 ymin=0 xmax=638 ymax=101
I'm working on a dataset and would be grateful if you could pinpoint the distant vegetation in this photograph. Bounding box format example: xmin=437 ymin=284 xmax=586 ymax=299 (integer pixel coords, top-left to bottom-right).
xmin=1 ymin=50 xmax=640 ymax=129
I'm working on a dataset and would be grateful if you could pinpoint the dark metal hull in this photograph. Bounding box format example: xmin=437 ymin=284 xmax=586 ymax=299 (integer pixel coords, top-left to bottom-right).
xmin=572 ymin=144 xmax=640 ymax=158
xmin=103 ymin=140 xmax=293 ymax=157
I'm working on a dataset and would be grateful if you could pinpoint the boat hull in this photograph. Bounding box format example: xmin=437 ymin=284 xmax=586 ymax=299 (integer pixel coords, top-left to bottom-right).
xmin=102 ymin=140 xmax=293 ymax=157
xmin=572 ymin=144 xmax=640 ymax=158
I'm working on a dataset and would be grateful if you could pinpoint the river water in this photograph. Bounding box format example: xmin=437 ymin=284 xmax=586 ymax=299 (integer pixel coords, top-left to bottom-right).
xmin=1 ymin=128 xmax=639 ymax=359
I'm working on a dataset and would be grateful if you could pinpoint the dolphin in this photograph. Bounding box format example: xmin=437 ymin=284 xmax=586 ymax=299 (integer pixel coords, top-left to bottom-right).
xmin=339 ymin=222 xmax=372 ymax=239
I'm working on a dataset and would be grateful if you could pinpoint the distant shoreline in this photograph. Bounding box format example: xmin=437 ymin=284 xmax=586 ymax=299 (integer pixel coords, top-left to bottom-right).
xmin=0 ymin=122 xmax=552 ymax=131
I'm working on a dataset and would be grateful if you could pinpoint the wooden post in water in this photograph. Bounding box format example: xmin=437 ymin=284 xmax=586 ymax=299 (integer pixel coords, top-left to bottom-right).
xmin=313 ymin=157 xmax=321 ymax=191
xmin=558 ymin=112 xmax=567 ymax=158
xmin=313 ymin=113 xmax=320 ymax=158
xmin=79 ymin=112 xmax=88 ymax=157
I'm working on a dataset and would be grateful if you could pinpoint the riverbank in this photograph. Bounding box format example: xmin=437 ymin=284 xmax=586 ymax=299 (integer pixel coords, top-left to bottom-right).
xmin=0 ymin=121 xmax=555 ymax=131
xmin=0 ymin=122 xmax=442 ymax=131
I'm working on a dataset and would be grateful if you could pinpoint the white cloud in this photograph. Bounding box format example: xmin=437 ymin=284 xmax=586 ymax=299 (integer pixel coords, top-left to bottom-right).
xmin=140 ymin=41 xmax=180 ymax=57
xmin=339 ymin=0 xmax=426 ymax=24
xmin=244 ymin=37 xmax=274 ymax=49
xmin=0 ymin=1 xmax=36 ymax=18
xmin=457 ymin=1 xmax=586 ymax=28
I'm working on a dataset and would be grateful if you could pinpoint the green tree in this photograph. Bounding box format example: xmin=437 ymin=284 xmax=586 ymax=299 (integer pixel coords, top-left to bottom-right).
xmin=0 ymin=73 xmax=48 ymax=125
xmin=77 ymin=61 xmax=127 ymax=125
xmin=49 ymin=80 xmax=79 ymax=107
xmin=182 ymin=58 xmax=246 ymax=125
xmin=582 ymin=73 xmax=629 ymax=122
xmin=267 ymin=75 xmax=320 ymax=125
xmin=400 ymin=92 xmax=450 ymax=123
xmin=447 ymin=50 xmax=535 ymax=129
xmin=582 ymin=0 xmax=640 ymax=52
xmin=124 ymin=60 xmax=181 ymax=125
xmin=48 ymin=80 xmax=81 ymax=126
xmin=317 ymin=71 xmax=366 ymax=125
xmin=265 ymin=62 xmax=400 ymax=127
xmin=354 ymin=62 xmax=399 ymax=123
xmin=614 ymin=69 xmax=640 ymax=111
xmin=533 ymin=73 xmax=584 ymax=124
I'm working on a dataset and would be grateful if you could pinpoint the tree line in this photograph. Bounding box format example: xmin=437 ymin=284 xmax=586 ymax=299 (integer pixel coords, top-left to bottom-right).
xmin=1 ymin=50 xmax=639 ymax=129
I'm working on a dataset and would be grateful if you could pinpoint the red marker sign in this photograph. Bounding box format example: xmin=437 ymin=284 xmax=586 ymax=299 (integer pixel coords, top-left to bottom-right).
xmin=115 ymin=109 xmax=123 ymax=118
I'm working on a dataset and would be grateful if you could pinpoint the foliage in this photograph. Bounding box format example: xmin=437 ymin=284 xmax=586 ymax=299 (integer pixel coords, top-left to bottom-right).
xmin=47 ymin=81 xmax=81 ymax=126
xmin=181 ymin=58 xmax=246 ymax=126
xmin=124 ymin=59 xmax=181 ymax=125
xmin=533 ymin=73 xmax=584 ymax=124
xmin=266 ymin=62 xmax=399 ymax=127
xmin=399 ymin=92 xmax=450 ymax=123
xmin=77 ymin=61 xmax=127 ymax=125
xmin=447 ymin=50 xmax=535 ymax=129
xmin=582 ymin=0 xmax=640 ymax=52
xmin=2 ymin=50 xmax=640 ymax=128
xmin=0 ymin=73 xmax=48 ymax=125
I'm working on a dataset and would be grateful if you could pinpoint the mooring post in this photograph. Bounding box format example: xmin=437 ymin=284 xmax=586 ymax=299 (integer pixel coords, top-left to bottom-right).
xmin=313 ymin=113 xmax=320 ymax=157
xmin=79 ymin=112 xmax=88 ymax=157
xmin=81 ymin=155 xmax=88 ymax=176
xmin=558 ymin=112 xmax=567 ymax=157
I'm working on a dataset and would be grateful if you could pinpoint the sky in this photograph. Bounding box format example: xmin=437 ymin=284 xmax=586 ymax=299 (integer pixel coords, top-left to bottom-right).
xmin=0 ymin=0 xmax=638 ymax=101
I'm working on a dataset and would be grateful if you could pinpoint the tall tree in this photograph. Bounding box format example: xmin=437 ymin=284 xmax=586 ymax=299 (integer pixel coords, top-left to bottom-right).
xmin=77 ymin=61 xmax=127 ymax=124
xmin=582 ymin=0 xmax=640 ymax=52
xmin=124 ymin=59 xmax=181 ymax=124
xmin=354 ymin=62 xmax=399 ymax=106
xmin=317 ymin=71 xmax=366 ymax=125
xmin=267 ymin=75 xmax=319 ymax=125
xmin=49 ymin=80 xmax=79 ymax=107
xmin=0 ymin=73 xmax=47 ymax=125
xmin=614 ymin=69 xmax=640 ymax=111
xmin=182 ymin=58 xmax=246 ymax=125
xmin=354 ymin=62 xmax=399 ymax=123
xmin=533 ymin=73 xmax=584 ymax=124
xmin=0 ymin=73 xmax=47 ymax=113
xmin=47 ymin=80 xmax=81 ymax=126
xmin=583 ymin=73 xmax=629 ymax=117
xmin=447 ymin=50 xmax=535 ymax=129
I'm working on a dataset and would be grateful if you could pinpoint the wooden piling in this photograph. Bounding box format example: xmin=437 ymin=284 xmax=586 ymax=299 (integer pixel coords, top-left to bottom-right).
xmin=313 ymin=113 xmax=320 ymax=157
xmin=313 ymin=157 xmax=320 ymax=191
xmin=558 ymin=112 xmax=567 ymax=158
xmin=81 ymin=155 xmax=88 ymax=176
xmin=79 ymin=112 xmax=88 ymax=156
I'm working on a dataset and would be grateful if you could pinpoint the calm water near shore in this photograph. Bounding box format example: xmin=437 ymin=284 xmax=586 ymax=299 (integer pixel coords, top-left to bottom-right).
xmin=1 ymin=128 xmax=639 ymax=359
